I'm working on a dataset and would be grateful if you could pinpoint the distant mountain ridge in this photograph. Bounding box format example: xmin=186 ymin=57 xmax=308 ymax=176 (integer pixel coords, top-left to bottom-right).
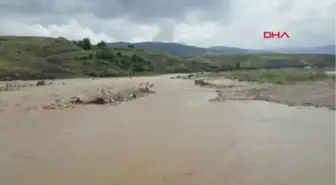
xmin=207 ymin=46 xmax=273 ymax=54
xmin=272 ymin=45 xmax=336 ymax=54
xmin=107 ymin=42 xmax=207 ymax=54
xmin=107 ymin=42 xmax=335 ymax=55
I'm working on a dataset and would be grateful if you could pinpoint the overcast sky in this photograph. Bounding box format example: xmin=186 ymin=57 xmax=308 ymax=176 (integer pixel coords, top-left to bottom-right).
xmin=0 ymin=0 xmax=335 ymax=49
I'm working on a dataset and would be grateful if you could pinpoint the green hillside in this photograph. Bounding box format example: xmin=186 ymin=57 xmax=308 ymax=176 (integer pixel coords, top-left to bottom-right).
xmin=107 ymin=42 xmax=208 ymax=54
xmin=0 ymin=36 xmax=334 ymax=80
xmin=0 ymin=36 xmax=209 ymax=80
xmin=108 ymin=42 xmax=336 ymax=55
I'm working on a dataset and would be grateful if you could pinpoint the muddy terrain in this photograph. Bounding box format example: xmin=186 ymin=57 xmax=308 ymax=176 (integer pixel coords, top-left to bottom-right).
xmin=0 ymin=78 xmax=156 ymax=113
xmin=0 ymin=75 xmax=334 ymax=185
xmin=192 ymin=76 xmax=335 ymax=109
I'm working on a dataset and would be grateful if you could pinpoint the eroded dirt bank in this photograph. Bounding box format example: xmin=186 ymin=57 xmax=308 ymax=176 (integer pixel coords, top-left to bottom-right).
xmin=0 ymin=78 xmax=156 ymax=113
xmin=192 ymin=77 xmax=335 ymax=109
xmin=0 ymin=75 xmax=334 ymax=185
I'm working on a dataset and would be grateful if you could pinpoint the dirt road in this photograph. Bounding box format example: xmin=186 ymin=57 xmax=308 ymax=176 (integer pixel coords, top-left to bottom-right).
xmin=0 ymin=75 xmax=334 ymax=185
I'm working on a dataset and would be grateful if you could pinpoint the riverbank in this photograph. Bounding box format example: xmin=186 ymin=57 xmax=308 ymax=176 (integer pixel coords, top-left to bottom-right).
xmin=0 ymin=77 xmax=157 ymax=113
xmin=174 ymin=69 xmax=336 ymax=109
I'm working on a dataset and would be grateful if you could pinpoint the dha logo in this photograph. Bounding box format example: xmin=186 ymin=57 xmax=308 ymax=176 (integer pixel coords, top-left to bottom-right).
xmin=263 ymin=31 xmax=290 ymax=39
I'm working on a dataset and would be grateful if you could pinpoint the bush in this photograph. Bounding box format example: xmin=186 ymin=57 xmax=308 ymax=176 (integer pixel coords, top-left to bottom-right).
xmin=36 ymin=80 xmax=46 ymax=86
xmin=82 ymin=38 xmax=92 ymax=50
xmin=96 ymin=50 xmax=114 ymax=60
xmin=96 ymin=41 xmax=107 ymax=48
xmin=80 ymin=56 xmax=89 ymax=60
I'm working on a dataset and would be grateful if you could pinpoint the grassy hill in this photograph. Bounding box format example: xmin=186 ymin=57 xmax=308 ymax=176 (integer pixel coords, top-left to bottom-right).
xmin=0 ymin=36 xmax=335 ymax=80
xmin=107 ymin=42 xmax=208 ymax=55
xmin=208 ymin=46 xmax=282 ymax=54
xmin=108 ymin=42 xmax=336 ymax=55
xmin=273 ymin=45 xmax=336 ymax=54
xmin=107 ymin=42 xmax=251 ymax=54
xmin=0 ymin=36 xmax=209 ymax=80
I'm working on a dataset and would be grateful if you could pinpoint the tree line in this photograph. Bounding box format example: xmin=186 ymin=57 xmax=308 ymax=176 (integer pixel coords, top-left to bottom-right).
xmin=71 ymin=38 xmax=246 ymax=76
xmin=72 ymin=38 xmax=154 ymax=76
xmin=72 ymin=38 xmax=134 ymax=50
xmin=72 ymin=38 xmax=107 ymax=50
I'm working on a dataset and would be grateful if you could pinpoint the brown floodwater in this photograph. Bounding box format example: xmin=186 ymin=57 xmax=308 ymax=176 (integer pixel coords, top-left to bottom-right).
xmin=0 ymin=76 xmax=334 ymax=185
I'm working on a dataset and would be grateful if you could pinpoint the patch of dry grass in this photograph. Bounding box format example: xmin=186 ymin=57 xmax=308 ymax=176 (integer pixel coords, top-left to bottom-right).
xmin=206 ymin=69 xmax=334 ymax=84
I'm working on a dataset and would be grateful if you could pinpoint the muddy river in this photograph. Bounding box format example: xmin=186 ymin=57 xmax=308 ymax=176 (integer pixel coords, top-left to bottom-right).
xmin=0 ymin=75 xmax=334 ymax=185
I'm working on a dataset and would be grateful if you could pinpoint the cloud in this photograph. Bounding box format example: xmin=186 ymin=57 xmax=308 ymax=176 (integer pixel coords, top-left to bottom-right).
xmin=0 ymin=19 xmax=113 ymax=43
xmin=0 ymin=0 xmax=334 ymax=49
xmin=0 ymin=18 xmax=161 ymax=44
xmin=0 ymin=0 xmax=224 ymax=21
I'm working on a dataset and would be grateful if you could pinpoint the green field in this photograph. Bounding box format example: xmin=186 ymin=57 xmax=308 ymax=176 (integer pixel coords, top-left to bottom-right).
xmin=205 ymin=69 xmax=334 ymax=84
xmin=0 ymin=36 xmax=335 ymax=80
